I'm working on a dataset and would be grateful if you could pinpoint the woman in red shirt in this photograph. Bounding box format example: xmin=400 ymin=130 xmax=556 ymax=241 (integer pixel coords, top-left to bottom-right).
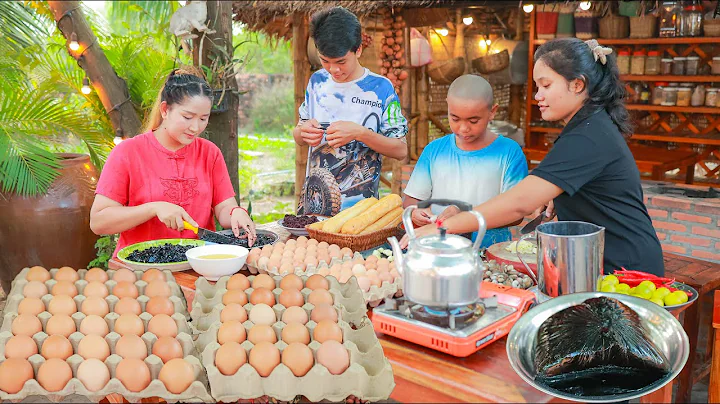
xmin=90 ymin=69 xmax=256 ymax=257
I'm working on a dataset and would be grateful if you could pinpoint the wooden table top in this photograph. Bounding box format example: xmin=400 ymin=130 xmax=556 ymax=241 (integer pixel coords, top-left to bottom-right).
xmin=663 ymin=252 xmax=720 ymax=294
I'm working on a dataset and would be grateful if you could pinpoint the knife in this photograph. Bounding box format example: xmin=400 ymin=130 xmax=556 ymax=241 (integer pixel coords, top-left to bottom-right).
xmin=183 ymin=221 xmax=242 ymax=245
xmin=520 ymin=208 xmax=546 ymax=235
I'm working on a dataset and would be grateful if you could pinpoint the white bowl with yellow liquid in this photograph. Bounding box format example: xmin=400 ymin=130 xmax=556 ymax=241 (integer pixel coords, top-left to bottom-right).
xmin=185 ymin=244 xmax=249 ymax=281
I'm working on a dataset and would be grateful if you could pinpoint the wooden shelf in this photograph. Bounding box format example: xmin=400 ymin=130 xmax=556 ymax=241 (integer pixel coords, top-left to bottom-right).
xmin=530 ymin=100 xmax=720 ymax=114
xmin=528 ymin=126 xmax=720 ymax=145
xmin=620 ymin=75 xmax=720 ymax=82
xmin=534 ymin=37 xmax=720 ymax=46
xmin=528 ymin=126 xmax=561 ymax=133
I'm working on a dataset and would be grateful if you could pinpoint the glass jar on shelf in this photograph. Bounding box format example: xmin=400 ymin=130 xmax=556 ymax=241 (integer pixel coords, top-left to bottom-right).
xmin=629 ymin=82 xmax=643 ymax=104
xmin=617 ymin=51 xmax=631 ymax=75
xmin=631 ymin=51 xmax=646 ymax=75
xmin=706 ymin=88 xmax=718 ymax=107
xmin=659 ymin=1 xmax=681 ymax=37
xmin=661 ymin=58 xmax=673 ymax=75
xmin=685 ymin=56 xmax=700 ymax=76
xmin=680 ymin=1 xmax=703 ymax=37
xmin=645 ymin=51 xmax=661 ymax=75
xmin=712 ymin=57 xmax=720 ymax=75
xmin=652 ymin=82 xmax=667 ymax=105
xmin=677 ymin=87 xmax=692 ymax=106
xmin=691 ymin=85 xmax=705 ymax=106
xmin=661 ymin=87 xmax=678 ymax=106
xmin=672 ymin=57 xmax=686 ymax=75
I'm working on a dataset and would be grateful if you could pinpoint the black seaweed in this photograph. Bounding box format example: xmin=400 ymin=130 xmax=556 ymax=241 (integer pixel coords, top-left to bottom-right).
xmin=199 ymin=232 xmax=276 ymax=248
xmin=282 ymin=214 xmax=319 ymax=228
xmin=534 ymin=297 xmax=670 ymax=397
xmin=126 ymin=244 xmax=194 ymax=263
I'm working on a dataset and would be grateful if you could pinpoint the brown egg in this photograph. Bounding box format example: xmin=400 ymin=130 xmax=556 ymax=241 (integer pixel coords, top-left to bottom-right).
xmin=145 ymin=296 xmax=174 ymax=316
xmin=249 ymin=287 xmax=275 ymax=306
xmin=247 ymin=325 xmax=277 ymax=345
xmin=220 ymin=304 xmax=247 ymax=323
xmin=247 ymin=248 xmax=262 ymax=266
xmin=114 ymin=297 xmax=142 ymax=316
xmin=50 ymin=281 xmax=78 ymax=298
xmin=317 ymin=340 xmax=350 ymax=375
xmin=144 ymin=280 xmax=172 ymax=298
xmin=279 ymin=262 xmax=294 ymax=275
xmin=222 ymin=289 xmax=248 ymax=306
xmin=83 ymin=281 xmax=109 ymax=298
xmin=147 ymin=314 xmax=178 ymax=338
xmin=4 ymin=335 xmax=38 ymax=359
xmin=159 ymin=358 xmax=195 ymax=394
xmin=45 ymin=315 xmax=76 ymax=338
xmin=292 ymin=256 xmax=305 ymax=268
xmin=379 ymin=271 xmax=393 ymax=285
xmin=141 ymin=268 xmax=165 ymax=283
xmin=227 ymin=273 xmax=251 ymax=290
xmin=12 ymin=314 xmax=42 ymax=337
xmin=281 ymin=323 xmax=311 ymax=345
xmin=112 ymin=268 xmax=137 ymax=283
xmin=339 ymin=268 xmax=353 ymax=283
xmin=215 ymin=341 xmax=246 ymax=375
xmin=248 ymin=304 xmax=276 ymax=325
xmin=77 ymin=358 xmax=110 ymax=392
xmin=17 ymin=297 xmax=45 ymax=316
xmin=26 ymin=266 xmax=51 ymax=282
xmin=116 ymin=358 xmax=151 ymax=392
xmin=217 ymin=321 xmax=247 ymax=344
xmin=278 ymin=289 xmax=304 ymax=308
xmin=249 ymin=342 xmax=280 ymax=377
xmin=41 ymin=335 xmax=73 ymax=360
xmin=251 ymin=274 xmax=276 ymax=290
xmin=0 ymin=358 xmax=34 ymax=393
xmin=340 ymin=247 xmax=353 ymax=257
xmin=306 ymin=238 xmax=318 ymax=247
xmin=281 ymin=306 xmax=309 ymax=325
xmin=267 ymin=256 xmax=281 ymax=270
xmin=282 ymin=342 xmax=314 ymax=377
xmin=303 ymin=256 xmax=318 ymax=268
xmin=78 ymin=334 xmax=110 ymax=361
xmin=152 ymin=336 xmax=183 ymax=363
xmin=37 ymin=358 xmax=72 ymax=392
xmin=313 ymin=320 xmax=343 ymax=343
xmin=23 ymin=281 xmax=48 ymax=299
xmin=115 ymin=335 xmax=148 ymax=360
xmin=310 ymin=303 xmax=338 ymax=323
xmin=260 ymin=245 xmax=273 ymax=257
xmin=317 ymin=241 xmax=329 ymax=249
xmin=81 ymin=296 xmax=109 ymax=317
xmin=305 ymin=274 xmax=329 ymax=291
xmin=257 ymin=256 xmax=270 ymax=269
xmin=84 ymin=267 xmax=109 ymax=283
xmin=80 ymin=315 xmax=109 ymax=336
xmin=113 ymin=281 xmax=139 ymax=299
xmin=54 ymin=266 xmax=79 ymax=282
xmin=114 ymin=314 xmax=145 ymax=337
xmin=308 ymin=289 xmax=334 ymax=306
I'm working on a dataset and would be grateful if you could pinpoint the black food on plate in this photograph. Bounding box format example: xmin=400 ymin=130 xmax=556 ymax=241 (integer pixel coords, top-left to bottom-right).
xmin=282 ymin=214 xmax=319 ymax=228
xmin=199 ymin=231 xmax=276 ymax=248
xmin=126 ymin=244 xmax=194 ymax=263
xmin=534 ymin=296 xmax=670 ymax=397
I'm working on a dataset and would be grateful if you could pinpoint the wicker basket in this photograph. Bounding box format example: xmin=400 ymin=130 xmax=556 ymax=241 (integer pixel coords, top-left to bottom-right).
xmin=704 ymin=18 xmax=720 ymax=37
xmin=574 ymin=10 xmax=599 ymax=39
xmin=306 ymin=225 xmax=401 ymax=252
xmin=427 ymin=57 xmax=465 ymax=85
xmin=472 ymin=49 xmax=509 ymax=74
xmin=599 ymin=13 xmax=630 ymax=39
xmin=536 ymin=11 xmax=559 ymax=39
xmin=629 ymin=15 xmax=657 ymax=38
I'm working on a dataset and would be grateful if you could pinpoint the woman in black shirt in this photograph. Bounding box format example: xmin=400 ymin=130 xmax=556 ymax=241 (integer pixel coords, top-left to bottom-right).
xmin=404 ymin=38 xmax=664 ymax=276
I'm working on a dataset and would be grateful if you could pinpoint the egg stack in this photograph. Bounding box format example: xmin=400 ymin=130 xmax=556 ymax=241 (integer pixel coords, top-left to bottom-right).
xmin=246 ymin=236 xmax=355 ymax=275
xmin=191 ymin=273 xmax=394 ymax=402
xmin=0 ymin=266 xmax=212 ymax=402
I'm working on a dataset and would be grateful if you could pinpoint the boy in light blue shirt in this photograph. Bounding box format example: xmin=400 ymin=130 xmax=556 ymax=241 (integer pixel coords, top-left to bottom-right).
xmin=403 ymin=75 xmax=528 ymax=248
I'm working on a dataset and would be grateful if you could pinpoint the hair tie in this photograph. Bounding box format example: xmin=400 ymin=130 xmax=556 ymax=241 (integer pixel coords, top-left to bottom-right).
xmin=585 ymin=39 xmax=613 ymax=65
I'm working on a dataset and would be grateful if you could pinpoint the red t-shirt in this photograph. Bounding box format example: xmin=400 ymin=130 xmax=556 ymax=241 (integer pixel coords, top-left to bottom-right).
xmin=95 ymin=131 xmax=236 ymax=257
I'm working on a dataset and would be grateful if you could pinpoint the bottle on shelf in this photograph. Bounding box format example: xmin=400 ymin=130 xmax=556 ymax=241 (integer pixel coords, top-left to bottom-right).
xmin=639 ymin=83 xmax=651 ymax=105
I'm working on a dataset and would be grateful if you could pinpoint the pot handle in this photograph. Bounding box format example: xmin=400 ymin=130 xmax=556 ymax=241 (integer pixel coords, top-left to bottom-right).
xmin=516 ymin=232 xmax=539 ymax=285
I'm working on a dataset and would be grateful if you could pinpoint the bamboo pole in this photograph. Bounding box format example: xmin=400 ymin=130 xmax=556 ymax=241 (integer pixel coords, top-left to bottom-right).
xmin=393 ymin=22 xmax=413 ymax=195
xmin=293 ymin=13 xmax=310 ymax=209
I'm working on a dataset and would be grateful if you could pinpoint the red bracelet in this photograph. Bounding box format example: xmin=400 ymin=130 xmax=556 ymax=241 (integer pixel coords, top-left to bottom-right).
xmin=230 ymin=206 xmax=248 ymax=217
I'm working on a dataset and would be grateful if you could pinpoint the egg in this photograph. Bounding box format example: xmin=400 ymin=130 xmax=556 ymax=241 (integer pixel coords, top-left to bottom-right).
xmin=159 ymin=358 xmax=195 ymax=394
xmin=317 ymin=252 xmax=330 ymax=265
xmin=26 ymin=266 xmax=51 ymax=282
xmin=84 ymin=267 xmax=109 ymax=283
xmin=145 ymin=296 xmax=175 ymax=316
xmin=112 ymin=268 xmax=137 ymax=283
xmin=248 ymin=304 xmax=276 ymax=326
xmin=292 ymin=256 xmax=306 ymax=268
xmin=279 ymin=274 xmax=303 ymax=290
xmin=141 ymin=268 xmax=165 ymax=283
xmin=351 ymin=264 xmax=367 ymax=276
xmin=257 ymin=256 xmax=270 ymax=269
xmin=267 ymin=256 xmax=281 ymax=270
xmin=148 ymin=314 xmax=178 ymax=338
xmin=313 ymin=320 xmax=343 ymax=343
xmin=306 ymin=238 xmax=318 ymax=247
xmin=376 ymin=263 xmax=389 ymax=273
xmin=317 ymin=340 xmax=350 ymax=375
xmin=251 ymin=274 xmax=276 ymax=290
xmin=220 ymin=304 xmax=248 ymax=323
xmin=247 ymin=324 xmax=277 ymax=344
xmin=303 ymin=256 xmax=319 ymax=268
xmin=339 ymin=268 xmax=353 ymax=283
xmin=222 ymin=289 xmax=248 ymax=306
xmin=4 ymin=335 xmax=38 ymax=359
xmin=365 ymin=262 xmax=377 ymax=271
xmin=261 ymin=244 xmax=273 ymax=257
xmin=152 ymin=336 xmax=184 ymax=363
xmin=308 ymin=289 xmax=334 ymax=306
xmin=282 ymin=342 xmax=314 ymax=377
xmin=81 ymin=296 xmax=109 ymax=317
xmin=278 ymin=289 xmax=304 ymax=308
xmin=217 ymin=321 xmax=247 ymax=344
xmin=17 ymin=297 xmax=45 ymax=316
xmin=274 ymin=241 xmax=286 ymax=250
xmin=310 ymin=303 xmax=338 ymax=323
xmin=318 ymin=267 xmax=331 ymax=277
xmin=145 ymin=280 xmax=172 ymax=298
xmin=281 ymin=306 xmax=308 ymax=325
xmin=282 ymin=250 xmax=294 ymax=258
xmin=379 ymin=271 xmax=393 ymax=285
xmin=23 ymin=281 xmax=48 ymax=298
xmin=296 ymin=236 xmax=308 ymax=244
xmin=279 ymin=262 xmax=294 ymax=275
xmin=247 ymin=248 xmax=262 ymax=265
xmin=37 ymin=358 xmax=72 ymax=392
xmin=80 ymin=315 xmax=109 ymax=336
xmin=0 ymin=357 xmax=34 ymax=394
xmin=215 ymin=341 xmax=246 ymax=375
xmin=366 ymin=269 xmax=378 ymax=278
xmin=316 ymin=241 xmax=329 ymax=249
xmin=77 ymin=358 xmax=110 ymax=392
xmin=341 ymin=261 xmax=353 ymax=271
xmin=41 ymin=335 xmax=73 ymax=360
xmin=115 ymin=335 xmax=148 ymax=360
xmin=54 ymin=266 xmax=79 ymax=282
xmin=281 ymin=323 xmax=310 ymax=345
xmin=116 ymin=358 xmax=151 ymax=392
xmin=83 ymin=281 xmax=108 ymax=298
xmin=48 ymin=295 xmax=77 ymax=316
xmin=114 ymin=313 xmax=145 ymax=337
xmin=305 ymin=245 xmax=317 ymax=256
xmin=45 ymin=315 xmax=76 ymax=338
xmin=329 ymin=249 xmax=342 ymax=260
xmin=390 ymin=269 xmax=401 ymax=280
xmin=305 ymin=274 xmax=329 ymax=290
xmin=249 ymin=342 xmax=280 ymax=377
xmin=249 ymin=287 xmax=275 ymax=306
xmin=365 ymin=255 xmax=378 ymax=264
xmin=12 ymin=313 xmax=42 ymax=337
xmin=285 ymin=239 xmax=297 ymax=248
xmin=377 ymin=258 xmax=390 ymax=269
xmin=112 ymin=281 xmax=139 ymax=299
xmin=114 ymin=297 xmax=142 ymax=315
xmin=340 ymin=247 xmax=353 ymax=257
xmin=227 ymin=273 xmax=251 ymax=290
xmin=78 ymin=334 xmax=111 ymax=360
xmin=357 ymin=276 xmax=372 ymax=292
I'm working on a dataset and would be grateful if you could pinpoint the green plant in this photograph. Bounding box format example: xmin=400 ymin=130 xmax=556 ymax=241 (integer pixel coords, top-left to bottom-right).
xmin=247 ymin=80 xmax=295 ymax=134
xmin=233 ymin=27 xmax=292 ymax=74
xmin=88 ymin=234 xmax=118 ymax=269
xmin=252 ymin=201 xmax=293 ymax=224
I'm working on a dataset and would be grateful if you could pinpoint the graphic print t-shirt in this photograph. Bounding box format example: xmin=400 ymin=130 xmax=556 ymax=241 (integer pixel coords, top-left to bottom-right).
xmin=298 ymin=68 xmax=408 ymax=215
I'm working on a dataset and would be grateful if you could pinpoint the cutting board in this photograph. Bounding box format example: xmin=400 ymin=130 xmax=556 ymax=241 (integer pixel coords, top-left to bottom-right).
xmin=485 ymin=241 xmax=537 ymax=276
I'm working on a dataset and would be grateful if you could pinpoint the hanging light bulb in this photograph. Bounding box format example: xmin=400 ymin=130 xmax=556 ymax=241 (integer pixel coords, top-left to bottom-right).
xmin=463 ymin=16 xmax=473 ymax=26
xmin=485 ymin=38 xmax=492 ymax=45
xmin=579 ymin=1 xmax=592 ymax=11
xmin=68 ymin=32 xmax=80 ymax=51
xmin=81 ymin=77 xmax=91 ymax=94
xmin=523 ymin=3 xmax=534 ymax=13
xmin=436 ymin=28 xmax=449 ymax=36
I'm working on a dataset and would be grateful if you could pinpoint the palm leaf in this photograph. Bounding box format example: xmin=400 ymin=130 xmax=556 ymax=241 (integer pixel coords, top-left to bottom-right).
xmin=106 ymin=1 xmax=180 ymax=39
xmin=0 ymin=2 xmax=50 ymax=54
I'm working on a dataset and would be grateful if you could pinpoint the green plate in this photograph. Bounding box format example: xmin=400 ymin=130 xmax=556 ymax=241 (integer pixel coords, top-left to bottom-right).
xmin=117 ymin=238 xmax=206 ymax=272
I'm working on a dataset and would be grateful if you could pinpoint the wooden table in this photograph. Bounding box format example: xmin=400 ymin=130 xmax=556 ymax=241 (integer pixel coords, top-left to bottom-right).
xmin=708 ymin=290 xmax=720 ymax=403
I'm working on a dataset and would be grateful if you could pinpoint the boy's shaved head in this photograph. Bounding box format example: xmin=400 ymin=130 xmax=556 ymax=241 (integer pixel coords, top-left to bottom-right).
xmin=447 ymin=74 xmax=494 ymax=106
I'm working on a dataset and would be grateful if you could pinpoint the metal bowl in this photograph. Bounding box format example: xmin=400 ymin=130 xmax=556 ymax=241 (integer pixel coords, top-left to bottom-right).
xmin=506 ymin=292 xmax=689 ymax=403
xmin=213 ymin=229 xmax=279 ymax=248
xmin=664 ymin=281 xmax=698 ymax=313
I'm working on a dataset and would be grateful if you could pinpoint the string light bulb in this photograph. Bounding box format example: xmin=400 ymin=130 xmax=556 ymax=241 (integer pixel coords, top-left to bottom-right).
xmin=68 ymin=32 xmax=80 ymax=51
xmin=81 ymin=77 xmax=91 ymax=94
xmin=522 ymin=3 xmax=534 ymax=13
xmin=463 ymin=16 xmax=473 ymax=25
xmin=485 ymin=38 xmax=492 ymax=45
xmin=436 ymin=28 xmax=449 ymax=36
xmin=579 ymin=1 xmax=592 ymax=11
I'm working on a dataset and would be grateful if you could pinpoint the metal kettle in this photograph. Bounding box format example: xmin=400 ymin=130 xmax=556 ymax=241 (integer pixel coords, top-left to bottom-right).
xmin=388 ymin=199 xmax=488 ymax=308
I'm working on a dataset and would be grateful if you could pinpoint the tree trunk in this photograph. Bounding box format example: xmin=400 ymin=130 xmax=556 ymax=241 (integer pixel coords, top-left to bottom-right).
xmin=192 ymin=1 xmax=240 ymax=202
xmin=292 ymin=13 xmax=311 ymax=210
xmin=48 ymin=1 xmax=143 ymax=139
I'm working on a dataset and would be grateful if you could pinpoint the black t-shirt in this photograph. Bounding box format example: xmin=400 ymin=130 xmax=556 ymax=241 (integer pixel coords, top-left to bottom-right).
xmin=532 ymin=107 xmax=664 ymax=276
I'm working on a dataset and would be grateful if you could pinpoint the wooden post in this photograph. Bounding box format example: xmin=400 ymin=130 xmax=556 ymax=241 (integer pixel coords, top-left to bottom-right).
xmin=417 ymin=65 xmax=430 ymax=157
xmin=454 ymin=9 xmax=467 ymax=73
xmin=524 ymin=10 xmax=536 ymax=150
xmin=293 ymin=13 xmax=311 ymax=209
xmin=509 ymin=8 xmax=524 ymax=128
xmin=48 ymin=1 xmax=142 ymax=138
xmin=393 ymin=23 xmax=413 ymax=195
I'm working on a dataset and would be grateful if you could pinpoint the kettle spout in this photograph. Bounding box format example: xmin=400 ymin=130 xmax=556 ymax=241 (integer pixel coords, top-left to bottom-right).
xmin=387 ymin=236 xmax=404 ymax=274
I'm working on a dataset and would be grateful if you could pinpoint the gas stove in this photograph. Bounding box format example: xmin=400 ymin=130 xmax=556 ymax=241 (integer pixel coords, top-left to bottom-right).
xmin=371 ymin=283 xmax=537 ymax=357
